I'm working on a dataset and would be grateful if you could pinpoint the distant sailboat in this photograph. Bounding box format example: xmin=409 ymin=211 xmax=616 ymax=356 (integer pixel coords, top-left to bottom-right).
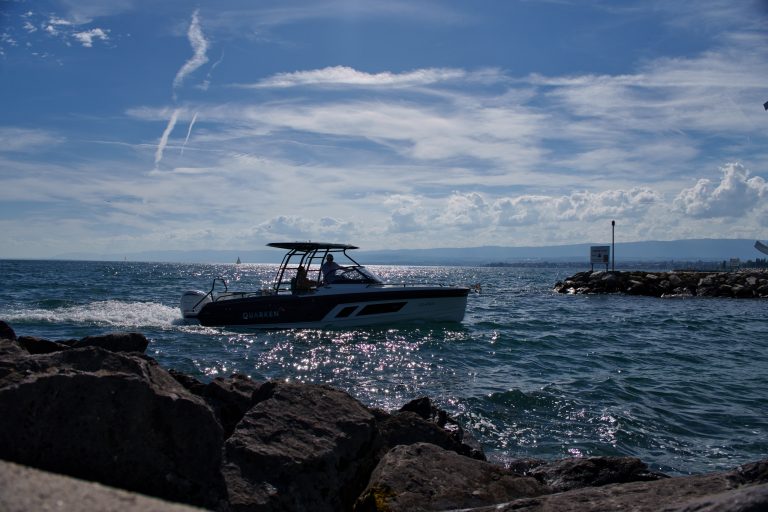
xmin=236 ymin=256 xmax=241 ymax=264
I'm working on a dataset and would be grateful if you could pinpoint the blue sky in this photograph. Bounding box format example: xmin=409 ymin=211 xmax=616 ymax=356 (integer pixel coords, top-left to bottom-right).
xmin=1 ymin=0 xmax=767 ymax=258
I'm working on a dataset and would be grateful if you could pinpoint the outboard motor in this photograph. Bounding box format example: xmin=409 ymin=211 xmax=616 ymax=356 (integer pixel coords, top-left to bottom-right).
xmin=180 ymin=290 xmax=212 ymax=319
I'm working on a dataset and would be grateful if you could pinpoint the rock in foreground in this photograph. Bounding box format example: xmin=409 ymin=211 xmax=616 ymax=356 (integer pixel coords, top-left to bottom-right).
xmin=0 ymin=459 xmax=205 ymax=512
xmin=465 ymin=460 xmax=768 ymax=512
xmin=222 ymin=381 xmax=380 ymax=511
xmin=0 ymin=341 xmax=226 ymax=509
xmin=356 ymin=442 xmax=546 ymax=511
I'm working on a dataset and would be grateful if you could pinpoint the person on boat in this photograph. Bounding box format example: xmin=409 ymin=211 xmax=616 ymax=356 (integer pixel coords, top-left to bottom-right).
xmin=320 ymin=254 xmax=345 ymax=283
xmin=294 ymin=265 xmax=314 ymax=291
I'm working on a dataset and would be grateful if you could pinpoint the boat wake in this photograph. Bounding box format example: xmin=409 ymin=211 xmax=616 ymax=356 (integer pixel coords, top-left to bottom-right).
xmin=3 ymin=300 xmax=183 ymax=329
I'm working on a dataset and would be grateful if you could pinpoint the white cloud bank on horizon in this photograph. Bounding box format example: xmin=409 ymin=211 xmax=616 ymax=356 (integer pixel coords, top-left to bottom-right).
xmin=245 ymin=162 xmax=766 ymax=246
xmin=1 ymin=145 xmax=766 ymax=255
xmin=674 ymin=163 xmax=768 ymax=219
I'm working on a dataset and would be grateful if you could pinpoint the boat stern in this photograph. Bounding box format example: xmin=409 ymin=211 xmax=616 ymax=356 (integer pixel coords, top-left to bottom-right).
xmin=180 ymin=290 xmax=212 ymax=319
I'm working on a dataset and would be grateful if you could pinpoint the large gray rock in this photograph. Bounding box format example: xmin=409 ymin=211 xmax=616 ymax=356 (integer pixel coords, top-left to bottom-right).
xmin=0 ymin=459 xmax=206 ymax=512
xmin=452 ymin=458 xmax=768 ymax=512
xmin=16 ymin=335 xmax=68 ymax=354
xmin=223 ymin=381 xmax=381 ymax=511
xmin=729 ymin=459 xmax=768 ymax=485
xmin=378 ymin=411 xmax=482 ymax=461
xmin=393 ymin=396 xmax=485 ymax=460
xmin=13 ymin=331 xmax=151 ymax=355
xmin=203 ymin=374 xmax=264 ymax=438
xmin=73 ymin=332 xmax=150 ymax=353
xmin=355 ymin=442 xmax=546 ymax=512
xmin=0 ymin=320 xmax=17 ymax=341
xmin=0 ymin=346 xmax=226 ymax=509
xmin=527 ymin=456 xmax=667 ymax=492
xmin=171 ymin=370 xmax=264 ymax=438
xmin=0 ymin=338 xmax=26 ymax=361
xmin=669 ymin=483 xmax=768 ymax=512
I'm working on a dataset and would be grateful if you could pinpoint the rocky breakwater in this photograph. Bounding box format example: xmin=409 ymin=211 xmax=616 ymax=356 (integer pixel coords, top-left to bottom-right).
xmin=1 ymin=319 xmax=767 ymax=512
xmin=554 ymin=269 xmax=768 ymax=298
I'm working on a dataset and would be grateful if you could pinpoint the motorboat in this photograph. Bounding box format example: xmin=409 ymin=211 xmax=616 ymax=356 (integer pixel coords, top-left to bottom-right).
xmin=180 ymin=242 xmax=470 ymax=328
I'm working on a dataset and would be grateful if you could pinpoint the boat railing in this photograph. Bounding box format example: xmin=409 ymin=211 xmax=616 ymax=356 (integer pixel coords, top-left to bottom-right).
xmin=195 ymin=277 xmax=275 ymax=308
xmin=369 ymin=281 xmax=457 ymax=288
xmin=187 ymin=277 xmax=228 ymax=312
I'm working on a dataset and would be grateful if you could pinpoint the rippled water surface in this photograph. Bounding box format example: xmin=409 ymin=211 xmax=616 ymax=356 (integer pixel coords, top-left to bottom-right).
xmin=2 ymin=259 xmax=767 ymax=475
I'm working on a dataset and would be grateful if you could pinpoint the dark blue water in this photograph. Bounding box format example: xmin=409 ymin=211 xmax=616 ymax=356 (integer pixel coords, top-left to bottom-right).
xmin=2 ymin=259 xmax=766 ymax=475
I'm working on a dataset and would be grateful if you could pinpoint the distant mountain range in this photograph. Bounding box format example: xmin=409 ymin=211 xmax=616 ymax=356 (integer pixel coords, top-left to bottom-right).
xmin=52 ymin=238 xmax=766 ymax=265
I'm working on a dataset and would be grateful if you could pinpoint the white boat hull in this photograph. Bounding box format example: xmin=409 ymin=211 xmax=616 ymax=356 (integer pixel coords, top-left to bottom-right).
xmin=291 ymin=295 xmax=467 ymax=328
xmin=186 ymin=285 xmax=469 ymax=329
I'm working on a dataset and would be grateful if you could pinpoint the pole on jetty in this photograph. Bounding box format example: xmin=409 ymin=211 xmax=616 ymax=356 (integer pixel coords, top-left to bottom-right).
xmin=611 ymin=220 xmax=615 ymax=272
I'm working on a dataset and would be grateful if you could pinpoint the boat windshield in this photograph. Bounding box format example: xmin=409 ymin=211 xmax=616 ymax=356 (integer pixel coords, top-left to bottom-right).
xmin=330 ymin=265 xmax=383 ymax=284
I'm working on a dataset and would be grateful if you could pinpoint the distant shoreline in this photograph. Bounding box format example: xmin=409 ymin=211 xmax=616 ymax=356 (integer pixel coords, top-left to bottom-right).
xmin=0 ymin=237 xmax=761 ymax=265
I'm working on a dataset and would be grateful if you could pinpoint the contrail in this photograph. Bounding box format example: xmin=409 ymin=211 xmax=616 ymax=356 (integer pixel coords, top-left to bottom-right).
xmin=156 ymin=10 xmax=209 ymax=165
xmin=199 ymin=52 xmax=224 ymax=91
xmin=180 ymin=111 xmax=198 ymax=155
xmin=173 ymin=9 xmax=209 ymax=97
xmin=155 ymin=108 xmax=180 ymax=167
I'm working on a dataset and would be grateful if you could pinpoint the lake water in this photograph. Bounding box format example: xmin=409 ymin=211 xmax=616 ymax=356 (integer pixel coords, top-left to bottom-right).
xmin=2 ymin=259 xmax=766 ymax=475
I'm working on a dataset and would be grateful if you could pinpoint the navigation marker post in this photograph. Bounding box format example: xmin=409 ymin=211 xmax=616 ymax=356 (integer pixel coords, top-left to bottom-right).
xmin=612 ymin=220 xmax=615 ymax=272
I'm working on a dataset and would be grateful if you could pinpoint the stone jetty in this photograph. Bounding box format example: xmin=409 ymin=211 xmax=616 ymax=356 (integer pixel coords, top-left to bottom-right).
xmin=554 ymin=269 xmax=768 ymax=297
xmin=1 ymin=320 xmax=767 ymax=511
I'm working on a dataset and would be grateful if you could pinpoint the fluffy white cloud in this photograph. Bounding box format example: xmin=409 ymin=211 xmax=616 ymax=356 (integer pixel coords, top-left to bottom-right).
xmin=244 ymin=66 xmax=467 ymax=88
xmin=495 ymin=196 xmax=550 ymax=226
xmin=73 ymin=28 xmax=109 ymax=47
xmin=253 ymin=215 xmax=358 ymax=240
xmin=384 ymin=187 xmax=663 ymax=236
xmin=385 ymin=195 xmax=428 ymax=233
xmin=554 ymin=188 xmax=662 ymax=221
xmin=673 ymin=163 xmax=767 ymax=218
xmin=44 ymin=17 xmax=73 ymax=36
xmin=5 ymin=9 xmax=114 ymax=54
xmin=438 ymin=192 xmax=493 ymax=228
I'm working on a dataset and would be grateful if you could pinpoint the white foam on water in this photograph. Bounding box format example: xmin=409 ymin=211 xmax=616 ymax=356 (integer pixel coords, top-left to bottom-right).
xmin=4 ymin=300 xmax=182 ymax=328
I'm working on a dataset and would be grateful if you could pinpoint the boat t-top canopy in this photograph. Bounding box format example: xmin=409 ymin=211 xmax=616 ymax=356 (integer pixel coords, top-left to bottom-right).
xmin=267 ymin=242 xmax=358 ymax=252
xmin=266 ymin=242 xmax=376 ymax=292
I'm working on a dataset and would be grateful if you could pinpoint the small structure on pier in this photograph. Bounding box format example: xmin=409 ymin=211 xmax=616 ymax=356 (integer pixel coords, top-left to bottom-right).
xmin=590 ymin=245 xmax=610 ymax=271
